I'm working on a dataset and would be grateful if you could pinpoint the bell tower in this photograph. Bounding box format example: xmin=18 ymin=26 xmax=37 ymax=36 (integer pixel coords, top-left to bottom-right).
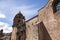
xmin=11 ymin=12 xmax=26 ymax=40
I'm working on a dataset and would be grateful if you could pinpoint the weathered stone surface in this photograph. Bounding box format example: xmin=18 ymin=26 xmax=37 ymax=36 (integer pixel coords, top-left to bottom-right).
xmin=10 ymin=0 xmax=60 ymax=40
xmin=38 ymin=22 xmax=52 ymax=40
xmin=11 ymin=12 xmax=26 ymax=40
xmin=38 ymin=0 xmax=60 ymax=40
xmin=26 ymin=15 xmax=38 ymax=40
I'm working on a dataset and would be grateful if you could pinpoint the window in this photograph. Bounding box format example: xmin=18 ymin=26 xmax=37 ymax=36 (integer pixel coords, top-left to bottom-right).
xmin=56 ymin=2 xmax=60 ymax=11
xmin=52 ymin=0 xmax=60 ymax=13
xmin=19 ymin=36 xmax=21 ymax=40
xmin=17 ymin=32 xmax=19 ymax=35
xmin=28 ymin=25 xmax=30 ymax=28
xmin=18 ymin=20 xmax=20 ymax=22
xmin=35 ymin=21 xmax=37 ymax=23
xmin=32 ymin=23 xmax=33 ymax=25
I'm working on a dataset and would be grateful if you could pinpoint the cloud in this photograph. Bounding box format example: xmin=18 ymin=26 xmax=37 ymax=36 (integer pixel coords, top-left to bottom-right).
xmin=0 ymin=0 xmax=39 ymax=21
xmin=0 ymin=0 xmax=39 ymax=33
xmin=0 ymin=0 xmax=38 ymax=33
xmin=9 ymin=5 xmax=39 ymax=21
xmin=0 ymin=12 xmax=6 ymax=18
xmin=0 ymin=22 xmax=12 ymax=33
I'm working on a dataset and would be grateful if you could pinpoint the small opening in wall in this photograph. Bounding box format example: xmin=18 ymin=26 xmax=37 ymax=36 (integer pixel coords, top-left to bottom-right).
xmin=19 ymin=36 xmax=21 ymax=40
xmin=17 ymin=32 xmax=19 ymax=35
xmin=52 ymin=0 xmax=60 ymax=13
xmin=35 ymin=21 xmax=37 ymax=23
xmin=18 ymin=20 xmax=20 ymax=22
xmin=28 ymin=25 xmax=30 ymax=28
xmin=32 ymin=23 xmax=33 ymax=25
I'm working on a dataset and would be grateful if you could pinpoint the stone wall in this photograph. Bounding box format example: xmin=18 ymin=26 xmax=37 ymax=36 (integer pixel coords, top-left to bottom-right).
xmin=38 ymin=0 xmax=60 ymax=40
xmin=10 ymin=0 xmax=60 ymax=40
xmin=11 ymin=27 xmax=17 ymax=40
xmin=26 ymin=16 xmax=39 ymax=40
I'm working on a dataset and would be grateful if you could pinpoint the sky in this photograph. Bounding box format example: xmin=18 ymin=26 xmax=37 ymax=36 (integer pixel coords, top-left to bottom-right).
xmin=0 ymin=0 xmax=48 ymax=33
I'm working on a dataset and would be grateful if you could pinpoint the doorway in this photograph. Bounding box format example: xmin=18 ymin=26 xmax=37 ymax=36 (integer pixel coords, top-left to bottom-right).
xmin=38 ymin=22 xmax=52 ymax=40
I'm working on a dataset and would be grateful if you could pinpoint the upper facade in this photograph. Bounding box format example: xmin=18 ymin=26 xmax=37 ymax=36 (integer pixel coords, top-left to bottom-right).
xmin=10 ymin=0 xmax=60 ymax=40
xmin=38 ymin=0 xmax=60 ymax=40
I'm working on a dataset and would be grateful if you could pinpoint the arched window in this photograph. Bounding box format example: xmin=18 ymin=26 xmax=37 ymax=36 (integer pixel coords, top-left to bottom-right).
xmin=52 ymin=0 xmax=60 ymax=13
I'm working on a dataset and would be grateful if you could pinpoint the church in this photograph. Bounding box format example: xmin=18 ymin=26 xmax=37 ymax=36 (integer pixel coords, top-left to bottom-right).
xmin=11 ymin=0 xmax=60 ymax=40
xmin=0 ymin=0 xmax=60 ymax=40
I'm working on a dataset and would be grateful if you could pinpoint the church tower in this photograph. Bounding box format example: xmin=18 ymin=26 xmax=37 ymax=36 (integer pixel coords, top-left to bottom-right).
xmin=11 ymin=12 xmax=26 ymax=40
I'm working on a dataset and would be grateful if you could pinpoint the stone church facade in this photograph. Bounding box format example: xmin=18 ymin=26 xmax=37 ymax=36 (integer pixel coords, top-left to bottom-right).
xmin=26 ymin=0 xmax=60 ymax=40
xmin=11 ymin=0 xmax=60 ymax=40
xmin=38 ymin=0 xmax=60 ymax=40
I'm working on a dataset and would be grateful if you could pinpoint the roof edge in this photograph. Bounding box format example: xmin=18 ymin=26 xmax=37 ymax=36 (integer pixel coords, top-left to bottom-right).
xmin=26 ymin=15 xmax=38 ymax=22
xmin=38 ymin=0 xmax=50 ymax=12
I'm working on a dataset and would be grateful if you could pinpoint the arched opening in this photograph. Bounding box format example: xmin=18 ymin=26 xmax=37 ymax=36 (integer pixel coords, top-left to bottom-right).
xmin=52 ymin=0 xmax=60 ymax=13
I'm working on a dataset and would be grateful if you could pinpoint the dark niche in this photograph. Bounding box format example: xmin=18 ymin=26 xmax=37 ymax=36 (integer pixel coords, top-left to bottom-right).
xmin=52 ymin=0 xmax=60 ymax=13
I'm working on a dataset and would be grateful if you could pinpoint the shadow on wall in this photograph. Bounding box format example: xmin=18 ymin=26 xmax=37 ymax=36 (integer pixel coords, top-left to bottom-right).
xmin=38 ymin=22 xmax=52 ymax=40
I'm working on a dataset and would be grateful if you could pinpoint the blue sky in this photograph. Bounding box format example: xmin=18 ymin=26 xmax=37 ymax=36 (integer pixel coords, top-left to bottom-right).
xmin=0 ymin=0 xmax=48 ymax=33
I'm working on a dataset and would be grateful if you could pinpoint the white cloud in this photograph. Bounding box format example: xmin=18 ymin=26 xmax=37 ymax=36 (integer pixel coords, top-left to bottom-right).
xmin=0 ymin=0 xmax=39 ymax=33
xmin=9 ymin=5 xmax=38 ymax=21
xmin=0 ymin=0 xmax=39 ymax=21
xmin=0 ymin=11 xmax=6 ymax=18
xmin=0 ymin=14 xmax=6 ymax=18
xmin=0 ymin=22 xmax=12 ymax=33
